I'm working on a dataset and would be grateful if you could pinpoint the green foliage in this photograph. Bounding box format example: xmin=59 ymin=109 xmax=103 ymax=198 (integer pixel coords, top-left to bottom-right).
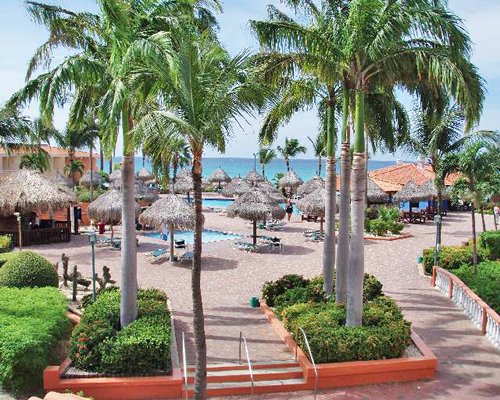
xmin=366 ymin=207 xmax=403 ymax=236
xmin=478 ymin=231 xmax=500 ymax=260
xmin=98 ymin=170 xmax=110 ymax=183
xmin=76 ymin=186 xmax=106 ymax=203
xmin=0 ymin=235 xmax=13 ymax=252
xmin=388 ymin=221 xmax=404 ymax=235
xmin=0 ymin=252 xmax=16 ymax=267
xmin=377 ymin=206 xmax=400 ymax=223
xmin=281 ymin=296 xmax=411 ymax=363
xmin=423 ymin=243 xmax=489 ymax=274
xmin=454 ymin=261 xmax=500 ymax=314
xmin=367 ymin=219 xmax=388 ymax=236
xmin=69 ymin=288 xmax=172 ymax=375
xmin=273 ymin=172 xmax=285 ymax=189
xmin=0 ymin=251 xmax=58 ymax=288
xmin=262 ymin=274 xmax=309 ymax=307
xmin=0 ymin=287 xmax=70 ymax=394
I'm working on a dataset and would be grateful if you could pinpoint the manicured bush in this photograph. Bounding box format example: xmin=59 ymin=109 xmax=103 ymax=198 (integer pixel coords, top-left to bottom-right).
xmin=388 ymin=221 xmax=404 ymax=235
xmin=281 ymin=296 xmax=411 ymax=363
xmin=69 ymin=288 xmax=172 ymax=375
xmin=0 ymin=287 xmax=70 ymax=394
xmin=0 ymin=251 xmax=58 ymax=288
xmin=0 ymin=252 xmax=16 ymax=268
xmin=262 ymin=274 xmax=309 ymax=307
xmin=423 ymin=244 xmax=488 ymax=274
xmin=0 ymin=234 xmax=13 ymax=253
xmin=368 ymin=219 xmax=388 ymax=236
xmin=478 ymin=231 xmax=500 ymax=261
xmin=454 ymin=261 xmax=500 ymax=314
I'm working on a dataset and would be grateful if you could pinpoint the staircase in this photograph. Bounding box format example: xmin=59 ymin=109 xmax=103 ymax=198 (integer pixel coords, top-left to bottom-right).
xmin=183 ymin=361 xmax=309 ymax=397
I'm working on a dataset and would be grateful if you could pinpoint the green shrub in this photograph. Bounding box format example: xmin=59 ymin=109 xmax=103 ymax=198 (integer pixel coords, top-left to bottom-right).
xmin=478 ymin=231 xmax=500 ymax=260
xmin=422 ymin=244 xmax=488 ymax=274
xmin=0 ymin=287 xmax=70 ymax=394
xmin=282 ymin=296 xmax=411 ymax=363
xmin=388 ymin=221 xmax=404 ymax=235
xmin=363 ymin=273 xmax=383 ymax=301
xmin=77 ymin=186 xmax=106 ymax=203
xmin=69 ymin=288 xmax=172 ymax=375
xmin=454 ymin=261 xmax=500 ymax=314
xmin=0 ymin=251 xmax=58 ymax=288
xmin=368 ymin=219 xmax=389 ymax=236
xmin=377 ymin=206 xmax=400 ymax=223
xmin=0 ymin=235 xmax=13 ymax=253
xmin=262 ymin=274 xmax=309 ymax=307
xmin=0 ymin=252 xmax=17 ymax=268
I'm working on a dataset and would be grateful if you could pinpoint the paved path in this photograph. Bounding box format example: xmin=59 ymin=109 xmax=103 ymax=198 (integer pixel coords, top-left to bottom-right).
xmin=30 ymin=211 xmax=500 ymax=399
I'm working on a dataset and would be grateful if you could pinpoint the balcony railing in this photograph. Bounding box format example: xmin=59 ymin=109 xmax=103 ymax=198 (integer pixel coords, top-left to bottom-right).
xmin=432 ymin=266 xmax=500 ymax=348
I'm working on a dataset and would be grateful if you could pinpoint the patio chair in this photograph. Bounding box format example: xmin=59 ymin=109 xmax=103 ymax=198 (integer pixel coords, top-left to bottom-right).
xmin=233 ymin=241 xmax=258 ymax=252
xmin=147 ymin=248 xmax=169 ymax=264
xmin=265 ymin=221 xmax=286 ymax=231
xmin=180 ymin=251 xmax=194 ymax=262
xmin=305 ymin=232 xmax=324 ymax=242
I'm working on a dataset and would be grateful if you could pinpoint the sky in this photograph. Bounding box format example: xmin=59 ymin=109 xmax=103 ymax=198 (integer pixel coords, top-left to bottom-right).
xmin=0 ymin=0 xmax=499 ymax=161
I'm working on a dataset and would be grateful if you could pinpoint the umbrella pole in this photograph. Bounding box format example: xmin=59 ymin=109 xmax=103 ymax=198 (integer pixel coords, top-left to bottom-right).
xmin=170 ymin=224 xmax=175 ymax=263
xmin=253 ymin=220 xmax=257 ymax=245
xmin=320 ymin=217 xmax=324 ymax=234
xmin=111 ymin=225 xmax=114 ymax=242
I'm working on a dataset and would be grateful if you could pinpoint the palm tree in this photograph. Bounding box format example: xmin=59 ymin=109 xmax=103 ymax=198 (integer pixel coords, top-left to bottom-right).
xmin=259 ymin=147 xmax=276 ymax=178
xmin=19 ymin=149 xmax=50 ymax=172
xmin=308 ymin=132 xmax=325 ymax=176
xmin=277 ymin=138 xmax=306 ymax=172
xmin=131 ymin=29 xmax=266 ymax=398
xmin=64 ymin=159 xmax=85 ymax=181
xmin=442 ymin=141 xmax=500 ymax=272
xmin=0 ymin=106 xmax=32 ymax=147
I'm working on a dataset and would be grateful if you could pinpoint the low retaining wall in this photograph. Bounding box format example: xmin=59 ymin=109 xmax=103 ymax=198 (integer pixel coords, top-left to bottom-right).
xmin=364 ymin=233 xmax=412 ymax=241
xmin=432 ymin=266 xmax=500 ymax=348
xmin=260 ymin=302 xmax=437 ymax=389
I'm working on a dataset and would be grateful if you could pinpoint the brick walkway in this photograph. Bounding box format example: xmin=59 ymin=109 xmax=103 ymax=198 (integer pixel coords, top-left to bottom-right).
xmin=30 ymin=211 xmax=500 ymax=399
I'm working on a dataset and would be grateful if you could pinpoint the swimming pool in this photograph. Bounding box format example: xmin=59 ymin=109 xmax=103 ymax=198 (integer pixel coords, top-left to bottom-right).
xmin=202 ymin=198 xmax=234 ymax=208
xmin=145 ymin=229 xmax=242 ymax=244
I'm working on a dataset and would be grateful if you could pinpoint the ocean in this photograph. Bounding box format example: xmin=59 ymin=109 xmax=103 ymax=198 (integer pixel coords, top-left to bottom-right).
xmin=100 ymin=157 xmax=401 ymax=181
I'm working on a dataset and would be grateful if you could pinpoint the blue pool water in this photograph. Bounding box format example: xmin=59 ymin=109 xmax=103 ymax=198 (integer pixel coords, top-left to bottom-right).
xmin=145 ymin=229 xmax=242 ymax=244
xmin=202 ymin=198 xmax=234 ymax=208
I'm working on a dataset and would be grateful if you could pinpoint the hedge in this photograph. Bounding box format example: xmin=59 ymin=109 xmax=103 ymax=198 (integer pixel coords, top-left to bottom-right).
xmin=478 ymin=231 xmax=500 ymax=261
xmin=454 ymin=261 xmax=500 ymax=314
xmin=69 ymin=288 xmax=172 ymax=375
xmin=0 ymin=251 xmax=58 ymax=288
xmin=0 ymin=287 xmax=70 ymax=394
xmin=281 ymin=296 xmax=411 ymax=363
xmin=423 ymin=243 xmax=488 ymax=274
xmin=0 ymin=235 xmax=13 ymax=253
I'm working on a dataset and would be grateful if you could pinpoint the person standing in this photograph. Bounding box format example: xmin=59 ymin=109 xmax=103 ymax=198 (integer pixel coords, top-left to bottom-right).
xmin=285 ymin=199 xmax=294 ymax=222
xmin=494 ymin=204 xmax=500 ymax=230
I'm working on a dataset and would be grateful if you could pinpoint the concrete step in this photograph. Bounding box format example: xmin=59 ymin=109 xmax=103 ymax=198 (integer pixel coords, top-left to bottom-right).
xmin=186 ymin=360 xmax=300 ymax=373
xmin=186 ymin=366 xmax=304 ymax=383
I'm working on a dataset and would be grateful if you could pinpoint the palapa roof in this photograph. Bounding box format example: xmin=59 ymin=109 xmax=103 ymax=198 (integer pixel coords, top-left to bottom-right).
xmin=297 ymin=187 xmax=326 ymax=217
xmin=245 ymin=169 xmax=265 ymax=183
xmin=256 ymin=180 xmax=285 ymax=203
xmin=136 ymin=167 xmax=154 ymax=182
xmin=173 ymin=176 xmax=193 ymax=193
xmin=392 ymin=180 xmax=430 ymax=203
xmin=297 ymin=176 xmax=324 ymax=197
xmin=79 ymin=170 xmax=103 ymax=188
xmin=0 ymin=169 xmax=76 ymax=216
xmin=226 ymin=187 xmax=285 ymax=221
xmin=87 ymin=189 xmax=141 ymax=224
xmin=177 ymin=169 xmax=191 ymax=179
xmin=51 ymin=172 xmax=74 ymax=189
xmin=208 ymin=167 xmax=231 ymax=184
xmin=139 ymin=194 xmax=196 ymax=230
xmin=279 ymin=169 xmax=303 ymax=189
xmin=134 ymin=181 xmax=159 ymax=203
xmin=109 ymin=169 xmax=121 ymax=182
xmin=367 ymin=178 xmax=390 ymax=203
xmin=221 ymin=177 xmax=251 ymax=197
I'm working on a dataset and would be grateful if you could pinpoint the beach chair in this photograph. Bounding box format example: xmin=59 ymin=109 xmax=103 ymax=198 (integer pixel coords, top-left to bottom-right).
xmin=305 ymin=232 xmax=324 ymax=242
xmin=265 ymin=221 xmax=286 ymax=231
xmin=147 ymin=248 xmax=169 ymax=264
xmin=180 ymin=251 xmax=194 ymax=262
xmin=303 ymin=229 xmax=321 ymax=238
xmin=258 ymin=236 xmax=283 ymax=252
xmin=233 ymin=241 xmax=258 ymax=252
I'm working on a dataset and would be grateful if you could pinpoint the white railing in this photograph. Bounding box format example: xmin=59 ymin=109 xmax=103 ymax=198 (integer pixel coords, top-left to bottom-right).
xmin=239 ymin=331 xmax=254 ymax=395
xmin=295 ymin=327 xmax=318 ymax=400
xmin=433 ymin=266 xmax=500 ymax=348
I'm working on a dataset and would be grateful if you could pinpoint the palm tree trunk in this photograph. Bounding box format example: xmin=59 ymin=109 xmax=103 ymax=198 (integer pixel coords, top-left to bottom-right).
xmin=347 ymin=90 xmax=366 ymax=327
xmin=99 ymin=139 xmax=104 ymax=171
xmin=336 ymin=90 xmax=350 ymax=304
xmin=120 ymin=103 xmax=138 ymax=328
xmin=170 ymin=224 xmax=175 ymax=264
xmin=191 ymin=152 xmax=207 ymax=400
xmin=286 ymin=158 xmax=290 ymax=172
xmin=480 ymin=205 xmax=486 ymax=231
xmin=437 ymin=189 xmax=443 ymax=244
xmin=262 ymin=164 xmax=265 ymax=178
xmin=68 ymin=148 xmax=76 ymax=184
xmin=317 ymin=155 xmax=322 ymax=177
xmin=253 ymin=220 xmax=257 ymax=245
xmin=471 ymin=203 xmax=478 ymax=274
xmin=322 ymin=101 xmax=336 ymax=295
xmin=89 ymin=145 xmax=94 ymax=202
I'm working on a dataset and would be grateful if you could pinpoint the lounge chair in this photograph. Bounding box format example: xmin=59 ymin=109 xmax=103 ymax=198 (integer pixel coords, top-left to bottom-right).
xmin=233 ymin=241 xmax=258 ymax=252
xmin=180 ymin=251 xmax=194 ymax=261
xmin=303 ymin=229 xmax=321 ymax=238
xmin=265 ymin=221 xmax=286 ymax=231
xmin=305 ymin=232 xmax=324 ymax=242
xmin=258 ymin=236 xmax=284 ymax=252
xmin=147 ymin=248 xmax=169 ymax=264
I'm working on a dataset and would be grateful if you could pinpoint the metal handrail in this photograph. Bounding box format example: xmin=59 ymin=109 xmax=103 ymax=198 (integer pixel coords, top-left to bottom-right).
xmin=181 ymin=332 xmax=188 ymax=400
xmin=295 ymin=326 xmax=318 ymax=400
xmin=239 ymin=331 xmax=255 ymax=395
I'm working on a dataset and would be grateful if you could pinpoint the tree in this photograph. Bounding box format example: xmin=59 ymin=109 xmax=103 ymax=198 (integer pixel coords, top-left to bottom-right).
xmin=64 ymin=159 xmax=85 ymax=181
xmin=442 ymin=141 xmax=500 ymax=272
xmin=277 ymin=138 xmax=306 ymax=172
xmin=259 ymin=147 xmax=276 ymax=178
xmin=0 ymin=106 xmax=32 ymax=147
xmin=19 ymin=149 xmax=50 ymax=172
xmin=131 ymin=29 xmax=266 ymax=399
xmin=308 ymin=133 xmax=325 ymax=176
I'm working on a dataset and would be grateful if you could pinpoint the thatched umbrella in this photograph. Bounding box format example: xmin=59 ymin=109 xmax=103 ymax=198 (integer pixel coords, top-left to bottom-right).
xmin=221 ymin=177 xmax=251 ymax=197
xmin=134 ymin=181 xmax=159 ymax=204
xmin=109 ymin=169 xmax=121 ymax=183
xmin=0 ymin=169 xmax=77 ymax=216
xmin=139 ymin=194 xmax=196 ymax=263
xmin=79 ymin=170 xmax=102 ymax=188
xmin=420 ymin=179 xmax=439 ymax=198
xmin=279 ymin=170 xmax=303 ymax=196
xmin=227 ymin=187 xmax=285 ymax=245
xmin=87 ymin=189 xmax=141 ymax=241
xmin=208 ymin=167 xmax=231 ymax=189
xmin=367 ymin=178 xmax=390 ymax=204
xmin=393 ymin=180 xmax=430 ymax=213
xmin=177 ymin=168 xmax=191 ymax=179
xmin=297 ymin=187 xmax=327 ymax=232
xmin=245 ymin=169 xmax=265 ymax=185
xmin=52 ymin=171 xmax=74 ymax=190
xmin=257 ymin=180 xmax=286 ymax=203
xmin=173 ymin=176 xmax=193 ymax=194
xmin=297 ymin=176 xmax=324 ymax=197
xmin=136 ymin=167 xmax=154 ymax=182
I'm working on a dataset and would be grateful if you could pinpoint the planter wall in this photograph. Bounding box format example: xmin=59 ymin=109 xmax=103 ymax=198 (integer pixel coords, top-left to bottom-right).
xmin=260 ymin=302 xmax=437 ymax=389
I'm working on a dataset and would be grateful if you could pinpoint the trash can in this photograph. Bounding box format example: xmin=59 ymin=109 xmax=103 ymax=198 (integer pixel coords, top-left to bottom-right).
xmin=250 ymin=296 xmax=260 ymax=308
xmin=98 ymin=221 xmax=106 ymax=235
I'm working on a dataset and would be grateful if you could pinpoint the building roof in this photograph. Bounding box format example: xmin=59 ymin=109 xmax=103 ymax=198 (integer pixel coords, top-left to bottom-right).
xmin=0 ymin=144 xmax=97 ymax=158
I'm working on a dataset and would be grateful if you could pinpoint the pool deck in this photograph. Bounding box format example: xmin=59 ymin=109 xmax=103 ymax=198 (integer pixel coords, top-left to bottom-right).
xmin=28 ymin=210 xmax=500 ymax=400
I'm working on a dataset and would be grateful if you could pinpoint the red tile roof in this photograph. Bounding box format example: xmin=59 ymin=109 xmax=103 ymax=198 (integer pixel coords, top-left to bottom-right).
xmin=0 ymin=144 xmax=96 ymax=158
